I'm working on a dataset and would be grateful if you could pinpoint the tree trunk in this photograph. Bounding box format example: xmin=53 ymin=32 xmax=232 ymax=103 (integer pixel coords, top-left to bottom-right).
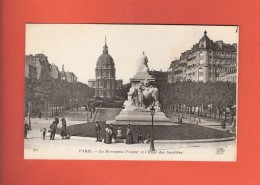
xmin=198 ymin=106 xmax=201 ymax=123
xmin=209 ymin=105 xmax=212 ymax=119
xmin=224 ymin=106 xmax=227 ymax=122
xmin=189 ymin=107 xmax=192 ymax=119
xmin=181 ymin=104 xmax=184 ymax=118
xmin=218 ymin=105 xmax=221 ymax=120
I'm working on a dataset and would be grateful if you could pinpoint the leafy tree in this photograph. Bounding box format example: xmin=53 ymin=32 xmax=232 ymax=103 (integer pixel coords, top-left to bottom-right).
xmin=159 ymin=81 xmax=236 ymax=122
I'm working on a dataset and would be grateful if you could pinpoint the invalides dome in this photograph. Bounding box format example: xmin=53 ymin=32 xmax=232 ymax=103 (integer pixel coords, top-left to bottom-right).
xmin=96 ymin=38 xmax=115 ymax=69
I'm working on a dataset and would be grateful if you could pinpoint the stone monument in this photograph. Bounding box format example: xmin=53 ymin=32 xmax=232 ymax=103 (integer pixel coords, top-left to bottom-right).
xmin=113 ymin=52 xmax=171 ymax=125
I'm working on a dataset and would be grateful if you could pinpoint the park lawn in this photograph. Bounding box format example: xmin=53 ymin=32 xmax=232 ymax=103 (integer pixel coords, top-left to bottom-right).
xmin=57 ymin=122 xmax=233 ymax=141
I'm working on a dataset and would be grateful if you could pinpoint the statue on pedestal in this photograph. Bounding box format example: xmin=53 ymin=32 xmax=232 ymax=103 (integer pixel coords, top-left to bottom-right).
xmin=123 ymin=52 xmax=161 ymax=112
xmin=114 ymin=52 xmax=170 ymax=125
xmin=137 ymin=52 xmax=149 ymax=73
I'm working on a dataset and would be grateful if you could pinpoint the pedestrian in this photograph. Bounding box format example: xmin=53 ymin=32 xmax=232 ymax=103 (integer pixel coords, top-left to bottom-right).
xmin=104 ymin=125 xmax=112 ymax=144
xmin=60 ymin=117 xmax=67 ymax=139
xmin=109 ymin=124 xmax=117 ymax=143
xmin=146 ymin=133 xmax=151 ymax=144
xmin=117 ymin=127 xmax=124 ymax=139
xmin=28 ymin=112 xmax=32 ymax=130
xmin=222 ymin=120 xmax=226 ymax=129
xmin=42 ymin=128 xmax=46 ymax=140
xmin=50 ymin=121 xmax=57 ymax=140
xmin=137 ymin=133 xmax=144 ymax=143
xmin=55 ymin=116 xmax=59 ymax=125
xmin=126 ymin=124 xmax=134 ymax=144
xmin=24 ymin=121 xmax=29 ymax=139
xmin=95 ymin=121 xmax=101 ymax=142
xmin=194 ymin=116 xmax=199 ymax=125
xmin=39 ymin=111 xmax=42 ymax=119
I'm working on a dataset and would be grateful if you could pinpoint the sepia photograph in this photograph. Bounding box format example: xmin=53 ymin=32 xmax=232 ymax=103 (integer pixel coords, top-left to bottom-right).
xmin=24 ymin=24 xmax=238 ymax=161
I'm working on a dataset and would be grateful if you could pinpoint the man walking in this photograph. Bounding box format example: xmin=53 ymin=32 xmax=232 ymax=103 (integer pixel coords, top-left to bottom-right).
xmin=28 ymin=113 xmax=32 ymax=130
xmin=24 ymin=121 xmax=29 ymax=139
xmin=50 ymin=121 xmax=57 ymax=140
xmin=95 ymin=122 xmax=101 ymax=142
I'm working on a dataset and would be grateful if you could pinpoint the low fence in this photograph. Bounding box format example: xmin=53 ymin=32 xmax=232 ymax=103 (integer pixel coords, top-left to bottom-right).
xmin=25 ymin=102 xmax=69 ymax=118
xmin=94 ymin=100 xmax=124 ymax=108
xmin=161 ymin=103 xmax=235 ymax=123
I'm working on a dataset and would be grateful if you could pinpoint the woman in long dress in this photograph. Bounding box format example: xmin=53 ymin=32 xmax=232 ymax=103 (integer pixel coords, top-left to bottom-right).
xmin=61 ymin=117 xmax=67 ymax=139
xmin=126 ymin=124 xmax=134 ymax=144
xmin=104 ymin=125 xmax=112 ymax=144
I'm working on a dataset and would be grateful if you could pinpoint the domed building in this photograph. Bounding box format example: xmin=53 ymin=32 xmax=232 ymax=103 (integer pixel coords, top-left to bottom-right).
xmin=88 ymin=38 xmax=122 ymax=98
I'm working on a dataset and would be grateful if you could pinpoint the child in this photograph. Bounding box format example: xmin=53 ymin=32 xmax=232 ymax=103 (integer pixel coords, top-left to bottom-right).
xmin=137 ymin=133 xmax=144 ymax=143
xmin=43 ymin=128 xmax=46 ymax=140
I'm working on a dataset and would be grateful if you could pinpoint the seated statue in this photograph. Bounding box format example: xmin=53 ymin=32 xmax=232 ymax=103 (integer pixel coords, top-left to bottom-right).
xmin=136 ymin=52 xmax=149 ymax=73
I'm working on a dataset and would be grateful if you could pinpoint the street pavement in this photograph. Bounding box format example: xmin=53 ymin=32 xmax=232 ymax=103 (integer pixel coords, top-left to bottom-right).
xmin=24 ymin=111 xmax=236 ymax=161
xmin=167 ymin=114 xmax=235 ymax=132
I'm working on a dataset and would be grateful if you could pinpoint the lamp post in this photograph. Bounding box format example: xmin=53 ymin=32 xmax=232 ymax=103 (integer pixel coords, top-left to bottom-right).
xmin=86 ymin=96 xmax=89 ymax=123
xmin=150 ymin=106 xmax=156 ymax=151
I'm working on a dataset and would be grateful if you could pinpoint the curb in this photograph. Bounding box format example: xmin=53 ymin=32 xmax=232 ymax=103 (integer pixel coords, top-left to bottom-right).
xmin=154 ymin=137 xmax=236 ymax=144
xmin=69 ymin=136 xmax=236 ymax=144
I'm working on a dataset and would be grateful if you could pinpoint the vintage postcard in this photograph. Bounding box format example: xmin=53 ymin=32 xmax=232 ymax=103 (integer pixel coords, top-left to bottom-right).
xmin=24 ymin=24 xmax=238 ymax=161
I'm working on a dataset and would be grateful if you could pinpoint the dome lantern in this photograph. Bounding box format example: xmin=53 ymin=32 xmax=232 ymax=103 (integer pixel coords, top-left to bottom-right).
xmin=103 ymin=36 xmax=108 ymax=54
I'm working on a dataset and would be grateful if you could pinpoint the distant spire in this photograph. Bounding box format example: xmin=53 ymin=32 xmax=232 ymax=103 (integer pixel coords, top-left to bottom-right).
xmin=204 ymin=30 xmax=207 ymax=35
xmin=62 ymin=65 xmax=64 ymax=72
xmin=103 ymin=36 xmax=108 ymax=54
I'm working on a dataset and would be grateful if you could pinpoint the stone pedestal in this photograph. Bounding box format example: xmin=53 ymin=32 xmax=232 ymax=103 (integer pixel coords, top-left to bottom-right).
xmin=114 ymin=110 xmax=172 ymax=125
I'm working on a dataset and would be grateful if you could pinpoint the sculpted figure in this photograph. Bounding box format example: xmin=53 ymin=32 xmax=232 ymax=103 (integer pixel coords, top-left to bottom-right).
xmin=123 ymin=80 xmax=161 ymax=112
xmin=137 ymin=52 xmax=149 ymax=73
xmin=137 ymin=81 xmax=146 ymax=107
xmin=124 ymin=86 xmax=140 ymax=110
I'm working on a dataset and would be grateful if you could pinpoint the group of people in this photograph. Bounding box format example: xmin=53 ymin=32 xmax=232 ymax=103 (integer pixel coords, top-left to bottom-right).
xmin=95 ymin=122 xmax=151 ymax=145
xmin=95 ymin=122 xmax=118 ymax=144
xmin=49 ymin=116 xmax=68 ymax=140
xmin=24 ymin=115 xmax=69 ymax=140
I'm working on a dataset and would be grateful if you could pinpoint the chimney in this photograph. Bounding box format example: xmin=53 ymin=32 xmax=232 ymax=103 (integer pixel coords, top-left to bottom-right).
xmin=215 ymin=41 xmax=223 ymax=49
xmin=232 ymin=43 xmax=237 ymax=48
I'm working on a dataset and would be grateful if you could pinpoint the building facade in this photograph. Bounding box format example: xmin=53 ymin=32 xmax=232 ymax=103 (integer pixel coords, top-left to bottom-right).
xmin=168 ymin=31 xmax=237 ymax=83
xmin=88 ymin=38 xmax=122 ymax=98
xmin=50 ymin=64 xmax=60 ymax=79
xmin=25 ymin=54 xmax=77 ymax=83
xmin=25 ymin=54 xmax=51 ymax=80
xmin=60 ymin=65 xmax=77 ymax=83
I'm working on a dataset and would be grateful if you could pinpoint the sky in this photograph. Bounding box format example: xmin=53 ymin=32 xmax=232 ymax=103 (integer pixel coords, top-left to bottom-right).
xmin=26 ymin=24 xmax=238 ymax=83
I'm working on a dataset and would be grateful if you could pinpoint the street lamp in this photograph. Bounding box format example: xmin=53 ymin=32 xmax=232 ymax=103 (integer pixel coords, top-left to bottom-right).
xmin=150 ymin=106 xmax=156 ymax=151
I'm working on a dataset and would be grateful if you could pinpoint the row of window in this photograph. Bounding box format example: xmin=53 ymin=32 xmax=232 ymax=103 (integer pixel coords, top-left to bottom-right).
xmin=95 ymin=90 xmax=113 ymax=97
xmin=96 ymin=70 xmax=115 ymax=78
